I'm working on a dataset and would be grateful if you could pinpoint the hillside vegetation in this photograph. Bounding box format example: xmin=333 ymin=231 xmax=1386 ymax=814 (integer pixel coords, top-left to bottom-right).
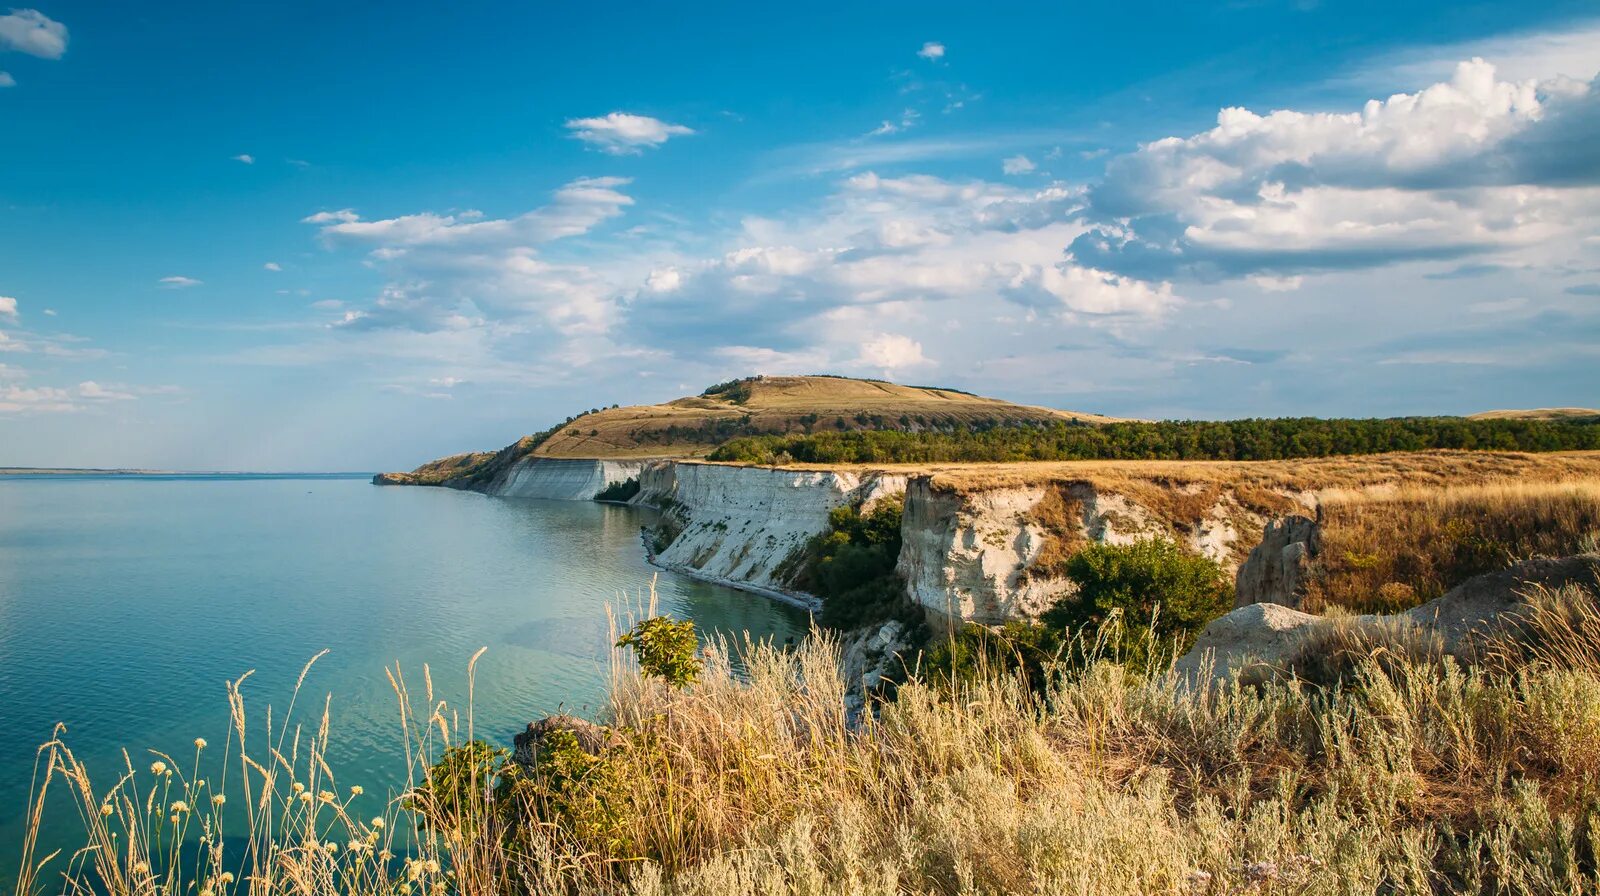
xmin=378 ymin=374 xmax=1600 ymax=488
xmin=531 ymin=375 xmax=1122 ymax=460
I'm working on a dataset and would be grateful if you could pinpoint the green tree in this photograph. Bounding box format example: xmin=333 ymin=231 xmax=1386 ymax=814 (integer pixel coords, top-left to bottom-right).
xmin=616 ymin=617 xmax=702 ymax=687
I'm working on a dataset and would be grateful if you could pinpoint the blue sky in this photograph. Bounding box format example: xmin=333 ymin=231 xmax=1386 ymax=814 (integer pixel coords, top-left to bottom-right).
xmin=2 ymin=1 xmax=1598 ymax=470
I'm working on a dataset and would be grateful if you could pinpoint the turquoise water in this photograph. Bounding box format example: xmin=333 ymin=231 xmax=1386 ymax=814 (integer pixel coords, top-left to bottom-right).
xmin=0 ymin=476 xmax=807 ymax=875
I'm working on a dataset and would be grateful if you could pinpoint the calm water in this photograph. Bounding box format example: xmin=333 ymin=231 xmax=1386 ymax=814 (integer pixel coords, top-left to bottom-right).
xmin=0 ymin=476 xmax=807 ymax=874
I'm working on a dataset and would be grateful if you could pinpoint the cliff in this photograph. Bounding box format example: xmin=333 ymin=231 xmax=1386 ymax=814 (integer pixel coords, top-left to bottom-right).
xmin=630 ymin=461 xmax=907 ymax=608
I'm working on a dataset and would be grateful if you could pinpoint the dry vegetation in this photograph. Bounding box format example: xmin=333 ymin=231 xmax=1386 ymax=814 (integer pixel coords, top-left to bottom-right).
xmin=1470 ymin=408 xmax=1600 ymax=421
xmin=19 ymin=582 xmax=1600 ymax=896
xmin=532 ymin=376 xmax=1121 ymax=460
xmin=1304 ymin=480 xmax=1600 ymax=613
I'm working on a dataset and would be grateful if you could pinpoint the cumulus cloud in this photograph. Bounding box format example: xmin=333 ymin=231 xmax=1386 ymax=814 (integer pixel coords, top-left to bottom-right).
xmin=0 ymin=296 xmax=16 ymax=319
xmin=263 ymin=262 xmax=281 ymax=271
xmin=917 ymin=41 xmax=945 ymax=61
xmin=856 ymin=333 xmax=929 ymax=370
xmin=159 ymin=276 xmax=202 ymax=288
xmin=1001 ymin=154 xmax=1036 ymax=175
xmin=1073 ymin=60 xmax=1600 ymax=282
xmin=0 ymin=9 xmax=67 ymax=59
xmin=0 ymin=72 xmax=14 ymax=87
xmin=232 ymin=154 xmax=255 ymax=165
xmin=564 ymin=112 xmax=694 ymax=154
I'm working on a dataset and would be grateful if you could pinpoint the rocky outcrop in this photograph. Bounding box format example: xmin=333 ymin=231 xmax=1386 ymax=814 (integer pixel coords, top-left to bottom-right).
xmin=897 ymin=477 xmax=1289 ymax=625
xmin=1234 ymin=515 xmax=1321 ymax=609
xmin=1177 ymin=554 xmax=1600 ymax=685
xmin=1402 ymin=554 xmax=1600 ymax=648
xmin=512 ymin=714 xmax=616 ymax=771
xmin=634 ymin=461 xmax=907 ymax=608
xmin=1172 ymin=602 xmax=1323 ymax=684
xmin=493 ymin=457 xmax=646 ymax=501
xmin=897 ymin=482 xmax=1060 ymax=624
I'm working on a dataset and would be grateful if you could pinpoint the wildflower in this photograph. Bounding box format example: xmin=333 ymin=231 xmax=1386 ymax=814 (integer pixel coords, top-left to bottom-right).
xmin=171 ymin=800 xmax=189 ymax=813
xmin=398 ymin=886 xmax=412 ymax=895
xmin=194 ymin=737 xmax=207 ymax=750
xmin=133 ymin=862 xmax=150 ymax=875
xmin=220 ymin=872 xmax=235 ymax=884
xmin=100 ymin=804 xmax=113 ymax=817
xmin=150 ymin=761 xmax=167 ymax=776
xmin=318 ymin=790 xmax=335 ymax=803
xmin=379 ymin=850 xmax=393 ymax=861
xmin=371 ymin=817 xmax=385 ymax=829
xmin=1243 ymin=861 xmax=1279 ymax=883
xmin=298 ymin=792 xmax=313 ymax=803
xmin=292 ymin=782 xmax=305 ymax=794
xmin=324 ymin=841 xmax=338 ymax=854
xmin=346 ymin=839 xmax=365 ymax=852
xmin=201 ymin=889 xmax=213 ymax=896
xmin=211 ymin=794 xmax=226 ymax=806
xmin=423 ymin=859 xmax=440 ymax=874
xmin=349 ymin=784 xmax=363 ymax=796
xmin=170 ymin=813 xmax=180 ymax=824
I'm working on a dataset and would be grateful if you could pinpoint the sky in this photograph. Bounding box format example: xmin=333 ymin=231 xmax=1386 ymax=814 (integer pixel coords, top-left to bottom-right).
xmin=1 ymin=1 xmax=1598 ymax=471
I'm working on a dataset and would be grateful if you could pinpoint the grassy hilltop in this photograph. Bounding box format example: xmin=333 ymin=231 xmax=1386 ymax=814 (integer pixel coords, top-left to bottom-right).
xmin=379 ymin=374 xmax=1600 ymax=486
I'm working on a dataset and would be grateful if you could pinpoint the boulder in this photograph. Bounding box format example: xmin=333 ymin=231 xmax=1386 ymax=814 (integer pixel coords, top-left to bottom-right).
xmin=1234 ymin=516 xmax=1320 ymax=609
xmin=1405 ymin=554 xmax=1600 ymax=651
xmin=511 ymin=714 xmax=614 ymax=772
xmin=1173 ymin=602 xmax=1325 ymax=685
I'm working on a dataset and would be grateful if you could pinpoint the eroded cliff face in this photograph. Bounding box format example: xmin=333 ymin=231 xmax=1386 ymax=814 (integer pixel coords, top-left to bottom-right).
xmin=633 ymin=461 xmax=907 ymax=608
xmin=491 ymin=458 xmax=646 ymax=501
xmin=897 ymin=477 xmax=1310 ymax=624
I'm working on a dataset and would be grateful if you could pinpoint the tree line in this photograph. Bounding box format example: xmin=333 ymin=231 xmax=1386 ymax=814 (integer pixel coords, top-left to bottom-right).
xmin=706 ymin=416 xmax=1600 ymax=464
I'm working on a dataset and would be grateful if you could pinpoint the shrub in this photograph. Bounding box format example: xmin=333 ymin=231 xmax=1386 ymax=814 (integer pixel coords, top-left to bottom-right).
xmin=1044 ymin=538 xmax=1233 ymax=670
xmin=788 ymin=497 xmax=914 ymax=630
xmin=616 ymin=617 xmax=702 ymax=687
xmin=594 ymin=477 xmax=641 ymax=502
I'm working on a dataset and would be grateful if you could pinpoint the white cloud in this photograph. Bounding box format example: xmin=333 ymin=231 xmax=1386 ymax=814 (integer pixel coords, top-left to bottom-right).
xmin=1248 ymin=275 xmax=1304 ymax=292
xmin=0 ymin=72 xmax=14 ymax=88
xmin=263 ymin=262 xmax=282 ymax=271
xmin=1077 ymin=59 xmax=1600 ymax=282
xmin=306 ymin=177 xmax=633 ymax=249
xmin=917 ymin=41 xmax=945 ymax=61
xmin=857 ymin=333 xmax=928 ymax=370
xmin=41 ymin=308 xmax=55 ymax=316
xmin=1364 ymin=19 xmax=1600 ymax=87
xmin=77 ymin=381 xmax=135 ymax=401
xmin=866 ymin=108 xmax=920 ymax=137
xmin=159 ymin=276 xmax=202 ymax=288
xmin=0 ymin=296 xmax=16 ymax=319
xmin=232 ymin=154 xmax=255 ymax=165
xmin=0 ymin=9 xmax=67 ymax=59
xmin=564 ymin=112 xmax=694 ymax=154
xmin=1001 ymin=154 xmax=1036 ymax=175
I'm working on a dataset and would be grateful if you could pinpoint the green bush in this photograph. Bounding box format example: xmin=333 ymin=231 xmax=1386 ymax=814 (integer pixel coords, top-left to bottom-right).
xmin=616 ymin=617 xmax=702 ymax=687
xmin=924 ymin=621 xmax=1069 ymax=692
xmin=1044 ymin=538 xmax=1233 ymax=670
xmin=790 ymin=499 xmax=913 ymax=630
xmin=594 ymin=477 xmax=641 ymax=502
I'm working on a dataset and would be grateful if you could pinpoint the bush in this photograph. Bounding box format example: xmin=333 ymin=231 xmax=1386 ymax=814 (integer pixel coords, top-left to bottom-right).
xmin=616 ymin=617 xmax=702 ymax=687
xmin=594 ymin=477 xmax=641 ymax=502
xmin=1044 ymin=538 xmax=1233 ymax=671
xmin=788 ymin=498 xmax=915 ymax=630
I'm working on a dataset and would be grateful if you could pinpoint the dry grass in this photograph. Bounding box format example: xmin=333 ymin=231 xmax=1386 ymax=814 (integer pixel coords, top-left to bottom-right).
xmin=20 ymin=585 xmax=1600 ymax=895
xmin=1304 ymin=480 xmax=1600 ymax=613
xmin=1469 ymin=408 xmax=1600 ymax=421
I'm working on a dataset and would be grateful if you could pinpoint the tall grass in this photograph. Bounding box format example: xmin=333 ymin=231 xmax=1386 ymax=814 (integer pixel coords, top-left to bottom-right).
xmin=19 ymin=590 xmax=1600 ymax=895
xmin=1304 ymin=481 xmax=1600 ymax=613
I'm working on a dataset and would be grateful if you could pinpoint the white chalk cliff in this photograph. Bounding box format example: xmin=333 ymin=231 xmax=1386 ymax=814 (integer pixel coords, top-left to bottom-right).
xmin=491 ymin=458 xmax=647 ymax=501
xmin=629 ymin=461 xmax=907 ymax=608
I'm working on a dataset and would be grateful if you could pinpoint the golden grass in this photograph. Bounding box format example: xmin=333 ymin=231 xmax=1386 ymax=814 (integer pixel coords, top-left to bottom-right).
xmin=1304 ymin=480 xmax=1600 ymax=613
xmin=20 ymin=583 xmax=1600 ymax=895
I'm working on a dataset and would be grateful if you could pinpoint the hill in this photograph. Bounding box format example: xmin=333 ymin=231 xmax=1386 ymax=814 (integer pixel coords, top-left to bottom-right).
xmin=532 ymin=375 xmax=1120 ymax=460
xmin=1469 ymin=407 xmax=1600 ymax=421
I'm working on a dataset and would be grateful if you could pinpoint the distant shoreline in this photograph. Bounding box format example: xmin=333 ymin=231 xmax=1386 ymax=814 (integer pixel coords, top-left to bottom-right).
xmin=0 ymin=469 xmax=375 ymax=478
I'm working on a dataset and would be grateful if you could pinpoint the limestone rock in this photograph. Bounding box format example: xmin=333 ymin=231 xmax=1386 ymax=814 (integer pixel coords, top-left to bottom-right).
xmin=1173 ymin=602 xmax=1325 ymax=685
xmin=1235 ymin=516 xmax=1321 ymax=609
xmin=1405 ymin=554 xmax=1600 ymax=650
